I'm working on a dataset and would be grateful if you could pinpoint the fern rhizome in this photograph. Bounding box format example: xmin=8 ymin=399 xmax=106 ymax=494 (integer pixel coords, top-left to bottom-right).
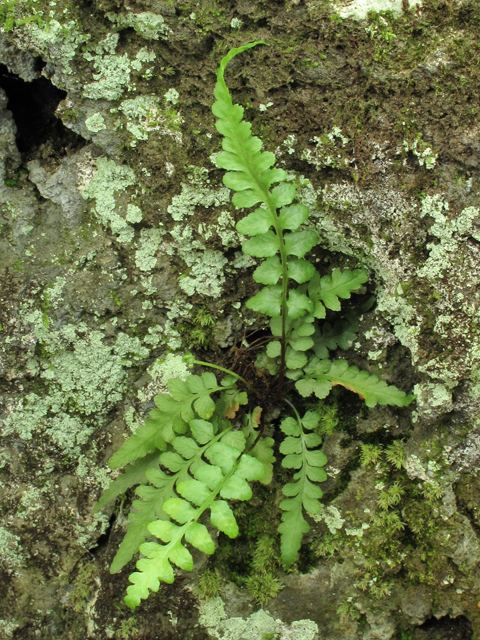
xmin=95 ymin=42 xmax=414 ymax=610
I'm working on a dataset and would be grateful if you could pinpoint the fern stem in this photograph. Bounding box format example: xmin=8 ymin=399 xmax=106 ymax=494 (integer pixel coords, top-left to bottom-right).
xmin=282 ymin=397 xmax=302 ymax=425
xmin=282 ymin=398 xmax=308 ymax=476
xmin=269 ymin=202 xmax=289 ymax=389
xmin=191 ymin=359 xmax=255 ymax=393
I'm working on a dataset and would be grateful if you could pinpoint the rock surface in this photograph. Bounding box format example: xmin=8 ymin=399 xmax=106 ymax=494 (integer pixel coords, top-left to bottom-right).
xmin=1 ymin=0 xmax=480 ymax=638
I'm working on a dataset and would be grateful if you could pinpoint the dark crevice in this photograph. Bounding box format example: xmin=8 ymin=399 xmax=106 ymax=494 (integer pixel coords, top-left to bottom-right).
xmin=0 ymin=63 xmax=85 ymax=161
xmin=395 ymin=615 xmax=474 ymax=640
xmin=88 ymin=511 xmax=117 ymax=554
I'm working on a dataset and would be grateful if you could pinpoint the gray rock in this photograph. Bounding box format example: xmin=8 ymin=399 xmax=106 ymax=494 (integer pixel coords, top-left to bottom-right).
xmin=0 ymin=33 xmax=40 ymax=82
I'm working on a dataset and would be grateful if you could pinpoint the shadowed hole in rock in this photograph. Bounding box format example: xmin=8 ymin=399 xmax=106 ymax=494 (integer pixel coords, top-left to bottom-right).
xmin=0 ymin=63 xmax=85 ymax=161
xmin=399 ymin=615 xmax=473 ymax=640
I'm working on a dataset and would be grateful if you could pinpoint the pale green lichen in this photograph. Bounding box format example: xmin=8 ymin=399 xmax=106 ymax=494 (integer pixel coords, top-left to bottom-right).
xmin=0 ymin=619 xmax=19 ymax=638
xmin=401 ymin=136 xmax=438 ymax=170
xmin=418 ymin=196 xmax=480 ymax=281
xmin=85 ymin=113 xmax=107 ymax=133
xmin=230 ymin=18 xmax=243 ymax=29
xmin=83 ymin=35 xmax=133 ymax=101
xmin=164 ymin=169 xmax=237 ymax=297
xmin=149 ymin=353 xmax=190 ymax=384
xmin=179 ymin=249 xmax=228 ymax=298
xmin=312 ymin=505 xmax=345 ymax=533
xmin=131 ymin=47 xmax=156 ymax=72
xmin=83 ymin=53 xmax=131 ymax=101
xmin=167 ymin=170 xmax=230 ymax=222
xmin=214 ymin=211 xmax=243 ymax=248
xmin=135 ymin=228 xmax=165 ymax=271
xmin=40 ymin=330 xmax=127 ymax=414
xmin=413 ymin=382 xmax=453 ymax=417
xmin=336 ymin=0 xmax=421 ymax=20
xmin=301 ymin=127 xmax=351 ymax=171
xmin=81 ymin=157 xmax=136 ymax=243
xmin=1 ymin=319 xmax=149 ymax=453
xmin=26 ymin=19 xmax=89 ymax=74
xmin=114 ymin=332 xmax=149 ymax=365
xmin=164 ymin=88 xmax=179 ymax=105
xmin=303 ymin=177 xmax=480 ymax=391
xmin=199 ymin=597 xmax=318 ymax=640
xmin=106 ymin=11 xmax=172 ymax=40
xmin=345 ymin=522 xmax=370 ymax=537
xmin=119 ymin=95 xmax=184 ymax=146
xmin=126 ymin=204 xmax=142 ymax=224
xmin=137 ymin=353 xmax=191 ymax=401
xmin=0 ymin=527 xmax=25 ymax=570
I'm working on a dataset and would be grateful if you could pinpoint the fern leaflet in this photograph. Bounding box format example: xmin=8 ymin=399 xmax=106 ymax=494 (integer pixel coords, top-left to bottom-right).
xmin=296 ymin=358 xmax=415 ymax=407
xmin=124 ymin=432 xmax=265 ymax=609
xmin=278 ymin=410 xmax=327 ymax=567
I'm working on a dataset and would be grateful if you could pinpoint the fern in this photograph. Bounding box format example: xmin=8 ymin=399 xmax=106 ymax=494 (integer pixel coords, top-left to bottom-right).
xmin=95 ymin=43 xmax=415 ymax=608
xmin=124 ymin=427 xmax=265 ymax=609
xmin=278 ymin=409 xmax=327 ymax=567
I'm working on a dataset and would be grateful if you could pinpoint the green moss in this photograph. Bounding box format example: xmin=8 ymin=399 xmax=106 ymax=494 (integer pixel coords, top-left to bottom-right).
xmin=197 ymin=569 xmax=222 ymax=599
xmin=68 ymin=562 xmax=98 ymax=612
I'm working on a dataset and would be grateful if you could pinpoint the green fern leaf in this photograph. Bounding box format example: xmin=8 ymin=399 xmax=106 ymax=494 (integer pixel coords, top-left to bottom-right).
xmin=278 ymin=203 xmax=309 ymax=230
xmin=271 ymin=183 xmax=296 ymax=207
xmin=109 ymin=481 xmax=171 ymax=574
xmin=249 ymin=436 xmax=276 ymax=485
xmin=106 ymin=375 xmax=242 ymax=573
xmin=108 ymin=374 xmax=222 ymax=470
xmin=278 ymin=411 xmax=327 ymax=568
xmin=243 ymin=231 xmax=281 ymax=257
xmin=299 ymin=358 xmax=415 ymax=407
xmin=124 ymin=436 xmax=265 ymax=609
xmin=108 ymin=418 xmax=167 ymax=470
xmin=287 ymin=289 xmax=314 ymax=319
xmin=284 ymin=230 xmax=318 ymax=258
xmin=288 ymin=336 xmax=314 ymax=352
xmin=312 ymin=314 xmax=360 ymax=359
xmin=254 ymin=256 xmax=282 ymax=285
xmin=213 ymin=42 xmax=283 ymax=206
xmin=285 ymin=346 xmax=308 ymax=370
xmin=236 ymin=207 xmax=271 ymax=235
xmin=94 ymin=452 xmax=160 ymax=511
xmin=287 ymin=258 xmax=316 ymax=284
xmin=246 ymin=286 xmax=282 ymax=316
xmin=309 ymin=268 xmax=368 ymax=312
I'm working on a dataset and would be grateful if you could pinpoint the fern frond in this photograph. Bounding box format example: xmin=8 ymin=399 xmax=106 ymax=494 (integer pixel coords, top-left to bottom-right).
xmin=213 ymin=42 xmax=285 ymax=209
xmin=108 ymin=373 xmax=223 ymax=470
xmin=309 ymin=268 xmax=368 ymax=314
xmin=312 ymin=313 xmax=360 ymax=359
xmin=213 ymin=43 xmax=319 ymax=322
xmin=109 ymin=418 xmax=232 ymax=574
xmin=94 ymin=452 xmax=160 ymax=512
xmin=296 ymin=358 xmax=415 ymax=407
xmin=278 ymin=410 xmax=327 ymax=568
xmin=124 ymin=437 xmax=265 ymax=609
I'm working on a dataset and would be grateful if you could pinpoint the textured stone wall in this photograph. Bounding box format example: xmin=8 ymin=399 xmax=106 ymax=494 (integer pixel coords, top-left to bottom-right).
xmin=1 ymin=0 xmax=480 ymax=638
